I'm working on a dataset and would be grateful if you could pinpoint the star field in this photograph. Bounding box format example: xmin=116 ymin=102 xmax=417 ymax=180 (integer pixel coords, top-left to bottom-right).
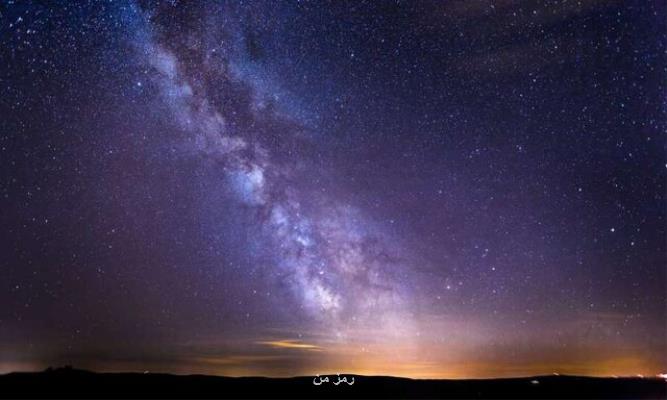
xmin=0 ymin=0 xmax=665 ymax=378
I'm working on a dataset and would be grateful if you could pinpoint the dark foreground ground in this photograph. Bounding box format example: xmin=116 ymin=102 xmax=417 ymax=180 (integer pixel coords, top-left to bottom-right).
xmin=0 ymin=368 xmax=665 ymax=399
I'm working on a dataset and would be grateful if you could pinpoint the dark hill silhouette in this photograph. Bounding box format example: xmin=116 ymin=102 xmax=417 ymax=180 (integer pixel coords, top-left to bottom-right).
xmin=0 ymin=367 xmax=665 ymax=399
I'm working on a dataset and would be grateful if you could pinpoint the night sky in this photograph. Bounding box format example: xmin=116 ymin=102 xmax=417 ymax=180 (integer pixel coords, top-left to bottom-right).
xmin=1 ymin=0 xmax=665 ymax=378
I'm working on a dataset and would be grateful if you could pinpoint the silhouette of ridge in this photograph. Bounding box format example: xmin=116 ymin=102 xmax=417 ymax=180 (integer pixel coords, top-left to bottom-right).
xmin=0 ymin=367 xmax=665 ymax=399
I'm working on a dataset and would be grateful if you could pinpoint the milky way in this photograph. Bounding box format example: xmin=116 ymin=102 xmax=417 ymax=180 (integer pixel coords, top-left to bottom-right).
xmin=131 ymin=2 xmax=415 ymax=333
xmin=1 ymin=1 xmax=665 ymax=378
